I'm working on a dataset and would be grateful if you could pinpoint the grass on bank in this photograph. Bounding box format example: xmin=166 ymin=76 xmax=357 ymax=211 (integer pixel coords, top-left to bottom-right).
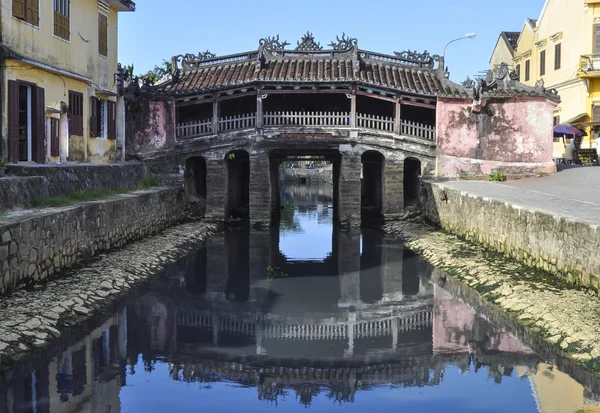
xmin=33 ymin=176 xmax=163 ymax=208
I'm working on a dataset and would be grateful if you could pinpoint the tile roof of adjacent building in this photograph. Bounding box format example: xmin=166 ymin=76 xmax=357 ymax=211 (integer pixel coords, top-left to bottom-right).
xmin=501 ymin=32 xmax=521 ymax=56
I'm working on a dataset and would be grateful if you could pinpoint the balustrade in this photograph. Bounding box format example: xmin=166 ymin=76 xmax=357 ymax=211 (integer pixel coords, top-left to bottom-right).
xmin=176 ymin=111 xmax=436 ymax=140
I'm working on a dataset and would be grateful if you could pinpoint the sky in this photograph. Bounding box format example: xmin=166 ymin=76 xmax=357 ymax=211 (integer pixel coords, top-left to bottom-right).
xmin=118 ymin=0 xmax=546 ymax=83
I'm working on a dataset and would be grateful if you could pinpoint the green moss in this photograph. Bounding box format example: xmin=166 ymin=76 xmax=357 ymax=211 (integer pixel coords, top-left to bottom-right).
xmin=33 ymin=188 xmax=127 ymax=208
xmin=137 ymin=176 xmax=163 ymax=189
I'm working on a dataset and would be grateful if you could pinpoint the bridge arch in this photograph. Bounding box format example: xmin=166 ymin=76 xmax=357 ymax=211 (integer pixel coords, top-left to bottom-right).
xmin=226 ymin=150 xmax=250 ymax=219
xmin=185 ymin=156 xmax=207 ymax=217
xmin=361 ymin=150 xmax=385 ymax=219
xmin=404 ymin=157 xmax=422 ymax=207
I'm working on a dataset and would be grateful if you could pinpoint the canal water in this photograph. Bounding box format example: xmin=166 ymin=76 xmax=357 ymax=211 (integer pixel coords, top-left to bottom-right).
xmin=1 ymin=182 xmax=599 ymax=412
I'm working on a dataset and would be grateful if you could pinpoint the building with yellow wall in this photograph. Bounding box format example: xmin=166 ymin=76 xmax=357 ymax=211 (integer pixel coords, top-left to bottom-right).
xmin=0 ymin=0 xmax=135 ymax=165
xmin=490 ymin=0 xmax=600 ymax=158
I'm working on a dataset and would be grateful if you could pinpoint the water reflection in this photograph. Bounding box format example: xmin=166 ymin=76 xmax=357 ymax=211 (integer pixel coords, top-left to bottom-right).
xmin=1 ymin=183 xmax=600 ymax=412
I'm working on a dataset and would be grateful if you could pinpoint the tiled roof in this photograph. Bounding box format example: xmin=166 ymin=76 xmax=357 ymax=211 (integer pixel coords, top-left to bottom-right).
xmin=162 ymin=56 xmax=464 ymax=98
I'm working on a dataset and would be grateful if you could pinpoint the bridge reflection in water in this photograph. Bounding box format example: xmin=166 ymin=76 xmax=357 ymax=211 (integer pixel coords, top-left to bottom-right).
xmin=2 ymin=183 xmax=600 ymax=412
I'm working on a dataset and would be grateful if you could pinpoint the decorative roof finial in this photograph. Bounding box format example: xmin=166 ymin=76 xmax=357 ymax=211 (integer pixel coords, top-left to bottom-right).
xmin=260 ymin=35 xmax=291 ymax=52
xmin=328 ymin=33 xmax=357 ymax=51
xmin=296 ymin=31 xmax=323 ymax=51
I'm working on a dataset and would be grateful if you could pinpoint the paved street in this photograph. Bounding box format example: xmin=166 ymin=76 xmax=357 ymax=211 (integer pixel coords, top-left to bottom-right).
xmin=437 ymin=166 xmax=600 ymax=225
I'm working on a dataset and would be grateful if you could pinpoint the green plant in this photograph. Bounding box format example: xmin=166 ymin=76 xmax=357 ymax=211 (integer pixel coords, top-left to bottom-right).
xmin=458 ymin=170 xmax=469 ymax=180
xmin=267 ymin=266 xmax=288 ymax=280
xmin=228 ymin=153 xmax=236 ymax=160
xmin=0 ymin=158 xmax=6 ymax=168
xmin=137 ymin=176 xmax=162 ymax=189
xmin=33 ymin=188 xmax=127 ymax=208
xmin=489 ymin=172 xmax=507 ymax=182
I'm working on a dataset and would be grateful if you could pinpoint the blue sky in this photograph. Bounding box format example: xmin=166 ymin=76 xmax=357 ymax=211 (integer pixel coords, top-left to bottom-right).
xmin=118 ymin=0 xmax=545 ymax=82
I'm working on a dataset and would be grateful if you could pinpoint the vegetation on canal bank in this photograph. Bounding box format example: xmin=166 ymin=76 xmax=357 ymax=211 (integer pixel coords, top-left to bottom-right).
xmin=32 ymin=176 xmax=163 ymax=208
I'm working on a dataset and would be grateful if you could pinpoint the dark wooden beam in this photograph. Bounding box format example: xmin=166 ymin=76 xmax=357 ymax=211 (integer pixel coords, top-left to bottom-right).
xmin=356 ymin=90 xmax=396 ymax=103
xmin=216 ymin=91 xmax=258 ymax=102
xmin=264 ymin=88 xmax=352 ymax=95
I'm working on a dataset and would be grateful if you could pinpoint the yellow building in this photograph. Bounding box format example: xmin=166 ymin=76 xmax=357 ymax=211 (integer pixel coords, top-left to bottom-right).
xmin=0 ymin=0 xmax=135 ymax=164
xmin=490 ymin=0 xmax=600 ymax=158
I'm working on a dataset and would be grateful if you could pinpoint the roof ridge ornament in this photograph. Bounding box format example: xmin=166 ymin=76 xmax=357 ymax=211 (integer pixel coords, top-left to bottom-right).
xmin=260 ymin=35 xmax=291 ymax=53
xmin=328 ymin=33 xmax=357 ymax=51
xmin=296 ymin=31 xmax=323 ymax=51
xmin=393 ymin=50 xmax=436 ymax=68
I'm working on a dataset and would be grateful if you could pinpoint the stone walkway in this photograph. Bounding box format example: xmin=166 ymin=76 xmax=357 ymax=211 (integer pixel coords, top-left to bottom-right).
xmin=437 ymin=166 xmax=600 ymax=225
xmin=0 ymin=221 xmax=217 ymax=368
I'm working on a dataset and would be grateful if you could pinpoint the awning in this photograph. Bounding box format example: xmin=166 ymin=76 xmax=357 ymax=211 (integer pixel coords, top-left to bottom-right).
xmin=575 ymin=121 xmax=600 ymax=127
xmin=95 ymin=89 xmax=118 ymax=97
xmin=565 ymin=113 xmax=589 ymax=125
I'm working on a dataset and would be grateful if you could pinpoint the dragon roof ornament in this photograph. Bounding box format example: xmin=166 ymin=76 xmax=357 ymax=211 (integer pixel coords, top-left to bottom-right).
xmin=296 ymin=31 xmax=323 ymax=51
xmin=260 ymin=35 xmax=291 ymax=52
xmin=328 ymin=33 xmax=358 ymax=51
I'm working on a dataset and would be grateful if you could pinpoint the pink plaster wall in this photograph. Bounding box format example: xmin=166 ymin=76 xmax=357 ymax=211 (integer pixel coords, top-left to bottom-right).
xmin=432 ymin=286 xmax=533 ymax=355
xmin=128 ymin=99 xmax=175 ymax=156
xmin=436 ymin=97 xmax=557 ymax=177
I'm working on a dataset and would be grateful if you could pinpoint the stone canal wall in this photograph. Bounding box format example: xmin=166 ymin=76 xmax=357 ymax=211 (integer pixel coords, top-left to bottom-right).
xmin=422 ymin=182 xmax=600 ymax=290
xmin=0 ymin=186 xmax=187 ymax=295
xmin=1 ymin=163 xmax=149 ymax=210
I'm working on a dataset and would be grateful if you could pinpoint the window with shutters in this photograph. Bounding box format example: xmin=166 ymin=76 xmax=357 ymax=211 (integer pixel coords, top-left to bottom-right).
xmin=13 ymin=0 xmax=39 ymax=26
xmin=553 ymin=116 xmax=560 ymax=127
xmin=54 ymin=0 xmax=70 ymax=40
xmin=90 ymin=98 xmax=116 ymax=139
xmin=515 ymin=64 xmax=521 ymax=81
xmin=68 ymin=91 xmax=84 ymax=137
xmin=555 ymin=43 xmax=562 ymax=70
xmin=593 ymin=106 xmax=600 ymax=122
xmin=98 ymin=14 xmax=108 ymax=57
xmin=525 ymin=60 xmax=531 ymax=81
xmin=540 ymin=50 xmax=546 ymax=76
xmin=595 ymin=25 xmax=600 ymax=55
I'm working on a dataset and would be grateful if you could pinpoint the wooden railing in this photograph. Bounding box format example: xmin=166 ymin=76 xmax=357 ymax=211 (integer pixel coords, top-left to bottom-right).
xmin=401 ymin=119 xmax=436 ymax=140
xmin=357 ymin=113 xmax=394 ymax=132
xmin=264 ymin=111 xmax=350 ymax=127
xmin=176 ymin=119 xmax=212 ymax=138
xmin=218 ymin=113 xmax=256 ymax=132
xmin=176 ymin=111 xmax=436 ymax=140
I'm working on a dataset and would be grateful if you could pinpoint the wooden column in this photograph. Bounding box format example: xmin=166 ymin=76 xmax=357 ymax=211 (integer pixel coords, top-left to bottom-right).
xmin=394 ymin=98 xmax=402 ymax=134
xmin=350 ymin=85 xmax=357 ymax=127
xmin=256 ymin=92 xmax=263 ymax=129
xmin=212 ymin=96 xmax=219 ymax=134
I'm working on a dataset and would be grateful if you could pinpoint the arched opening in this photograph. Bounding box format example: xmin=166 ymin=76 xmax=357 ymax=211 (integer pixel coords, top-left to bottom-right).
xmin=225 ymin=227 xmax=250 ymax=302
xmin=185 ymin=156 xmax=207 ymax=216
xmin=359 ymin=229 xmax=384 ymax=304
xmin=226 ymin=150 xmax=250 ymax=219
xmin=184 ymin=246 xmax=207 ymax=295
xmin=361 ymin=151 xmax=384 ymax=218
xmin=404 ymin=157 xmax=422 ymax=207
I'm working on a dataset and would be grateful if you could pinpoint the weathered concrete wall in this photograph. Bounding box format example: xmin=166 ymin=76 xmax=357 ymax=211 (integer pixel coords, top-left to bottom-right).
xmin=2 ymin=163 xmax=148 ymax=209
xmin=422 ymin=182 xmax=600 ymax=290
xmin=126 ymin=99 xmax=176 ymax=172
xmin=0 ymin=186 xmax=186 ymax=295
xmin=436 ymin=97 xmax=557 ymax=178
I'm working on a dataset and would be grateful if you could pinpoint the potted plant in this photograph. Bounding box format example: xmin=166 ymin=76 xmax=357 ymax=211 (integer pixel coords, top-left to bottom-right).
xmin=0 ymin=158 xmax=6 ymax=177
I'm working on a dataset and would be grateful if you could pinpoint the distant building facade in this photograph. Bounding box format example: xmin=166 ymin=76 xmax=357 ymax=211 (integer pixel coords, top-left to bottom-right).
xmin=0 ymin=0 xmax=135 ymax=165
xmin=490 ymin=0 xmax=600 ymax=156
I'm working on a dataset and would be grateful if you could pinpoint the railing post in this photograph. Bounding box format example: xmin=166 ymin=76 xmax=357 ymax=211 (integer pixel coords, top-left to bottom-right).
xmin=256 ymin=92 xmax=263 ymax=129
xmin=212 ymin=95 xmax=219 ymax=134
xmin=350 ymin=85 xmax=357 ymax=127
xmin=394 ymin=99 xmax=401 ymax=134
